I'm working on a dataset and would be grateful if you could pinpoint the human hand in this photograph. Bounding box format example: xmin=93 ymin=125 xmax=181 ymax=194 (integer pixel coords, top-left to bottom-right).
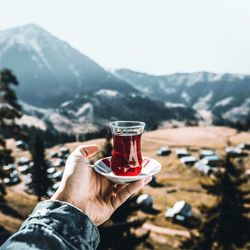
xmin=51 ymin=145 xmax=152 ymax=226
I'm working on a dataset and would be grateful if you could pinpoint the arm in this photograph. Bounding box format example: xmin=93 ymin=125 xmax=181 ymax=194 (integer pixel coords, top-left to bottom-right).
xmin=1 ymin=200 xmax=99 ymax=250
xmin=1 ymin=145 xmax=152 ymax=250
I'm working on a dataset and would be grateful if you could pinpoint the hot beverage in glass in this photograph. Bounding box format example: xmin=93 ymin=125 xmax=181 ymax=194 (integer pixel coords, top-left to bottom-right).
xmin=109 ymin=121 xmax=145 ymax=176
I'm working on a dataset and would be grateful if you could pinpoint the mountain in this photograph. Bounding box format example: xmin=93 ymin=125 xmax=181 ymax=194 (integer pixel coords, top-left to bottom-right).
xmin=18 ymin=89 xmax=197 ymax=134
xmin=0 ymin=23 xmax=137 ymax=107
xmin=114 ymin=69 xmax=250 ymax=128
xmin=0 ymin=24 xmax=197 ymax=134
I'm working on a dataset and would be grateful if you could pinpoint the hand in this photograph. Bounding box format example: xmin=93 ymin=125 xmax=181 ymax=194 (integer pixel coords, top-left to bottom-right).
xmin=51 ymin=145 xmax=152 ymax=226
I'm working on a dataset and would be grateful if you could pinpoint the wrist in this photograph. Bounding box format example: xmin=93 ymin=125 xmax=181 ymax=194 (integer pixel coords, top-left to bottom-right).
xmin=51 ymin=192 xmax=96 ymax=225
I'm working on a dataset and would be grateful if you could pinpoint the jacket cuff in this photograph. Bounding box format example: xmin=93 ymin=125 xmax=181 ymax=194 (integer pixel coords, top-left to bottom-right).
xmin=21 ymin=200 xmax=100 ymax=249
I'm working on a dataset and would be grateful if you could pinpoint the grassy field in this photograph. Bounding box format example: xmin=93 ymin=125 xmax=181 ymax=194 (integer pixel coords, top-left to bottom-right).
xmin=1 ymin=126 xmax=250 ymax=248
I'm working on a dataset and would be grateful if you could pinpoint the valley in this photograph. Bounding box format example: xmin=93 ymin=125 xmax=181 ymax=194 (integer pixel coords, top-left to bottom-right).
xmin=1 ymin=126 xmax=249 ymax=249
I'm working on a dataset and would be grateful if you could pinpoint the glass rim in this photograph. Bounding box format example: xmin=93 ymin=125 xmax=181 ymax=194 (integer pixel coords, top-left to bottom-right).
xmin=109 ymin=120 xmax=145 ymax=129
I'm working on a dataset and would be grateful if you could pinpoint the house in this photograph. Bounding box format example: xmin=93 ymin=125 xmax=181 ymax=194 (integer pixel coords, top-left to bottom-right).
xmin=165 ymin=200 xmax=192 ymax=222
xmin=237 ymin=143 xmax=250 ymax=150
xmin=54 ymin=159 xmax=65 ymax=167
xmin=194 ymin=161 xmax=213 ymax=175
xmin=17 ymin=157 xmax=30 ymax=166
xmin=176 ymin=148 xmax=189 ymax=158
xmin=4 ymin=169 xmax=20 ymax=186
xmin=47 ymin=182 xmax=60 ymax=197
xmin=19 ymin=164 xmax=31 ymax=174
xmin=16 ymin=140 xmax=27 ymax=150
xmin=157 ymin=147 xmax=171 ymax=156
xmin=60 ymin=146 xmax=69 ymax=154
xmin=136 ymin=194 xmax=153 ymax=208
xmin=2 ymin=164 xmax=16 ymax=171
xmin=180 ymin=156 xmax=197 ymax=166
xmin=200 ymin=154 xmax=221 ymax=167
xmin=24 ymin=174 xmax=32 ymax=187
xmin=200 ymin=149 xmax=215 ymax=159
xmin=245 ymin=169 xmax=250 ymax=177
xmin=225 ymin=147 xmax=243 ymax=157
xmin=48 ymin=170 xmax=63 ymax=181
xmin=0 ymin=163 xmax=16 ymax=177
xmin=60 ymin=147 xmax=70 ymax=158
xmin=47 ymin=167 xmax=57 ymax=175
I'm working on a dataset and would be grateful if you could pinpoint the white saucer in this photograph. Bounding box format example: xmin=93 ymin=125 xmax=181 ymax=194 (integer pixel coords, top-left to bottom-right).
xmin=93 ymin=156 xmax=161 ymax=184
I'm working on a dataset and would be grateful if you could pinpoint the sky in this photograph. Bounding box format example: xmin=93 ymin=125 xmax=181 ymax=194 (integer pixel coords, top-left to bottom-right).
xmin=0 ymin=0 xmax=250 ymax=75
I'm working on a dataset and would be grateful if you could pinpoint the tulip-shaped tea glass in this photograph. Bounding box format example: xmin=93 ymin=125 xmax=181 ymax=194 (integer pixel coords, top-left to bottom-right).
xmin=109 ymin=121 xmax=145 ymax=176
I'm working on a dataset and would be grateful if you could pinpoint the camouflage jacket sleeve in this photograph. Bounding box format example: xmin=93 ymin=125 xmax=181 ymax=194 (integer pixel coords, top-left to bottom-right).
xmin=0 ymin=200 xmax=100 ymax=250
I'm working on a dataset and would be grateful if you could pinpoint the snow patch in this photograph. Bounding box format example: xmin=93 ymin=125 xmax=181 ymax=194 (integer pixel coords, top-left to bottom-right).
xmin=61 ymin=101 xmax=72 ymax=107
xmin=95 ymin=89 xmax=118 ymax=97
xmin=75 ymin=102 xmax=93 ymax=117
xmin=48 ymin=113 xmax=74 ymax=132
xmin=47 ymin=111 xmax=96 ymax=134
xmin=29 ymin=38 xmax=55 ymax=73
xmin=20 ymin=101 xmax=49 ymax=115
xmin=16 ymin=114 xmax=47 ymax=131
xmin=165 ymin=102 xmax=186 ymax=108
xmin=197 ymin=110 xmax=213 ymax=125
xmin=214 ymin=97 xmax=234 ymax=107
xmin=193 ymin=91 xmax=213 ymax=110
xmin=223 ymin=98 xmax=250 ymax=122
xmin=0 ymin=103 xmax=14 ymax=110
xmin=181 ymin=92 xmax=191 ymax=103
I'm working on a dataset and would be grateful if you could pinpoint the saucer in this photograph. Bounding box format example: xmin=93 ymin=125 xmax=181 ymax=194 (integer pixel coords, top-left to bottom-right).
xmin=93 ymin=156 xmax=161 ymax=184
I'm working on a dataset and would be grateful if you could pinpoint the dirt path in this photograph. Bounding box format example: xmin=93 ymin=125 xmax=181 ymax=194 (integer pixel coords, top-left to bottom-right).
xmin=143 ymin=223 xmax=190 ymax=238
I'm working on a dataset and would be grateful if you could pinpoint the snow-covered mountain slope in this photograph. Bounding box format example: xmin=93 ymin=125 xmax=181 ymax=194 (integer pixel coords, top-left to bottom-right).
xmin=0 ymin=24 xmax=136 ymax=107
xmin=114 ymin=69 xmax=250 ymax=128
xmin=17 ymin=91 xmax=197 ymax=134
xmin=0 ymin=24 xmax=198 ymax=133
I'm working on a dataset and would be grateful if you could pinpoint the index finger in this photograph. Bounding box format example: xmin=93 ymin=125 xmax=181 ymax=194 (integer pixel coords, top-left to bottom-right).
xmin=72 ymin=144 xmax=98 ymax=158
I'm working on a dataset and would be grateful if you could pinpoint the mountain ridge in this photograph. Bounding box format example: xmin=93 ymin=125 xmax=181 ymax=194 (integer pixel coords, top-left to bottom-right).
xmin=114 ymin=69 xmax=250 ymax=128
xmin=0 ymin=23 xmax=136 ymax=107
xmin=0 ymin=23 xmax=198 ymax=134
xmin=1 ymin=23 xmax=249 ymax=134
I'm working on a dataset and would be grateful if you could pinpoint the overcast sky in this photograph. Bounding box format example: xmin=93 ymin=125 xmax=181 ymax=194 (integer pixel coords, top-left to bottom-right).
xmin=0 ymin=0 xmax=250 ymax=75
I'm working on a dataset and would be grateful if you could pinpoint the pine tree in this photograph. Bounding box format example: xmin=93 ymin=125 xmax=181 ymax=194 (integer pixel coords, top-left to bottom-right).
xmin=0 ymin=69 xmax=22 ymax=199
xmin=0 ymin=68 xmax=22 ymax=132
xmin=29 ymin=135 xmax=52 ymax=201
xmin=182 ymin=158 xmax=250 ymax=250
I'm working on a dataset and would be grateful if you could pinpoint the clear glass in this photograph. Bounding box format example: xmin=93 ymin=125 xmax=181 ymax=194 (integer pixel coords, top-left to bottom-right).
xmin=109 ymin=121 xmax=145 ymax=176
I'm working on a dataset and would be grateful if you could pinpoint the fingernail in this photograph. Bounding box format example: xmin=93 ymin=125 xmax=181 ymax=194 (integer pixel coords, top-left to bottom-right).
xmin=144 ymin=176 xmax=152 ymax=184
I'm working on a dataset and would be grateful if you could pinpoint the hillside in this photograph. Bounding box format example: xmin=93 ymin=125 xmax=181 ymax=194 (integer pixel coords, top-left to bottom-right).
xmin=115 ymin=69 xmax=250 ymax=128
xmin=0 ymin=24 xmax=197 ymax=133
xmin=0 ymin=24 xmax=135 ymax=107
xmin=2 ymin=126 xmax=250 ymax=249
xmin=1 ymin=24 xmax=249 ymax=134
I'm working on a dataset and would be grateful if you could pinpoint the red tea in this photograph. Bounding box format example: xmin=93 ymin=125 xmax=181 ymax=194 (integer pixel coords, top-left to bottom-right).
xmin=110 ymin=134 xmax=142 ymax=176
